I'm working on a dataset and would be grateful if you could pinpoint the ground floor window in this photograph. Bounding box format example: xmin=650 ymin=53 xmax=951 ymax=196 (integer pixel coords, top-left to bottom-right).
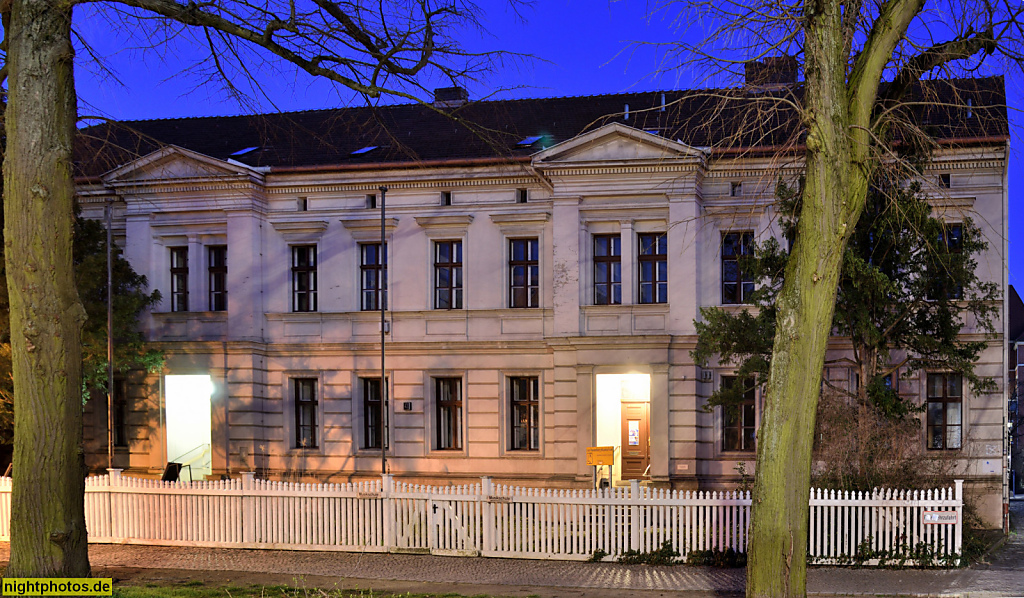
xmin=294 ymin=378 xmax=318 ymax=449
xmin=509 ymin=376 xmax=539 ymax=451
xmin=721 ymin=376 xmax=756 ymax=452
xmin=927 ymin=373 xmax=962 ymax=450
xmin=362 ymin=377 xmax=388 ymax=449
xmin=435 ymin=377 xmax=462 ymax=450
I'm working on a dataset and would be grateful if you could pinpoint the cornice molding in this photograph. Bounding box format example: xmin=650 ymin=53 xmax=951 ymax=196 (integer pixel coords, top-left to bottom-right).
xmin=270 ymin=219 xmax=330 ymax=243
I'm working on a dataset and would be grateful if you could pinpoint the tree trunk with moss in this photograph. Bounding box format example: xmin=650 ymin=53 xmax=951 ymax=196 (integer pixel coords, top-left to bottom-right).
xmin=745 ymin=1 xmax=868 ymax=595
xmin=3 ymin=0 xmax=90 ymax=577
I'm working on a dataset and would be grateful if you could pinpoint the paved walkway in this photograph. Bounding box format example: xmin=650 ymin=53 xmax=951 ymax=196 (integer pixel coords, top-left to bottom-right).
xmin=1 ymin=500 xmax=1020 ymax=597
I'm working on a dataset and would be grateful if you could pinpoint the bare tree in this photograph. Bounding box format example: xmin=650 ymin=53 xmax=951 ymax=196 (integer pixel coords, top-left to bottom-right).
xmin=640 ymin=0 xmax=1020 ymax=596
xmin=0 ymin=0 xmax=514 ymax=577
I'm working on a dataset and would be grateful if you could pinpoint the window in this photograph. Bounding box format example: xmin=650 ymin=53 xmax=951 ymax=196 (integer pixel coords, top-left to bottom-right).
xmin=516 ymin=188 xmax=529 ymax=204
xmin=361 ymin=243 xmax=388 ymax=311
xmin=294 ymin=378 xmax=318 ymax=449
xmin=721 ymin=376 xmax=756 ymax=452
xmin=362 ymin=377 xmax=388 ymax=450
xmin=434 ymin=240 xmax=463 ymax=309
xmin=928 ymin=223 xmax=963 ymax=300
xmin=112 ymin=379 xmax=128 ymax=448
xmin=939 ymin=173 xmax=951 ymax=189
xmin=208 ymin=245 xmax=227 ymax=312
xmin=441 ymin=191 xmax=452 ymax=206
xmin=170 ymin=247 xmax=189 ymax=312
xmin=638 ymin=232 xmax=668 ymax=304
xmin=927 ymin=373 xmax=962 ymax=450
xmin=297 ymin=197 xmax=308 ymax=211
xmin=435 ymin=377 xmax=462 ymax=450
xmin=366 ymin=194 xmax=377 ymax=209
xmin=722 ymin=232 xmax=754 ymax=304
xmin=291 ymin=245 xmax=317 ymax=312
xmin=730 ymin=182 xmax=742 ymax=197
xmin=509 ymin=238 xmax=539 ymax=308
xmin=509 ymin=376 xmax=539 ymax=451
xmin=593 ymin=235 xmax=621 ymax=305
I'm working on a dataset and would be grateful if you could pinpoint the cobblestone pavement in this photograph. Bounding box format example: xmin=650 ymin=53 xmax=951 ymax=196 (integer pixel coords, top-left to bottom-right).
xmin=0 ymin=500 xmax=1019 ymax=597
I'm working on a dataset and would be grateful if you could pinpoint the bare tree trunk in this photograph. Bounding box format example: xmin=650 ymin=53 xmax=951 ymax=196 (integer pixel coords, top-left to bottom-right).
xmin=3 ymin=0 xmax=90 ymax=577
xmin=746 ymin=2 xmax=869 ymax=595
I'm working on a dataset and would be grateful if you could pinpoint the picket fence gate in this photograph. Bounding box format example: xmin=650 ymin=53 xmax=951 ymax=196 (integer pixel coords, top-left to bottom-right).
xmin=0 ymin=472 xmax=963 ymax=565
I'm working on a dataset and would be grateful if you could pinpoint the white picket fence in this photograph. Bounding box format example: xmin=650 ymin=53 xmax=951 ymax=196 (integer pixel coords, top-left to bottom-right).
xmin=0 ymin=472 xmax=963 ymax=565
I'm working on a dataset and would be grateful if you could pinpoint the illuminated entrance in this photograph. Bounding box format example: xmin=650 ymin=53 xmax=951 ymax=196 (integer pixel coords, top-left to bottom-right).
xmin=165 ymin=375 xmax=213 ymax=480
xmin=595 ymin=373 xmax=650 ymax=484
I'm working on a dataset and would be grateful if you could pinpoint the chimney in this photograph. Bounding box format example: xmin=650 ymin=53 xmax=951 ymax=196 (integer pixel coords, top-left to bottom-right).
xmin=744 ymin=56 xmax=798 ymax=89
xmin=433 ymin=86 xmax=469 ymax=108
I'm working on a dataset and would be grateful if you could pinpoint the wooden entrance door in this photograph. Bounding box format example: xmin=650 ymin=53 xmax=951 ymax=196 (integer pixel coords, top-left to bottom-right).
xmin=620 ymin=402 xmax=649 ymax=480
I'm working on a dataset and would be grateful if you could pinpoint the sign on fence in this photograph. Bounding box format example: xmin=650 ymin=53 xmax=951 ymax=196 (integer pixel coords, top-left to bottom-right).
xmin=923 ymin=511 xmax=958 ymax=524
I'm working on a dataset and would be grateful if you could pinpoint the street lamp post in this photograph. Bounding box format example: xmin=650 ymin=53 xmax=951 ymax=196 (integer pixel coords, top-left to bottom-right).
xmin=379 ymin=186 xmax=388 ymax=475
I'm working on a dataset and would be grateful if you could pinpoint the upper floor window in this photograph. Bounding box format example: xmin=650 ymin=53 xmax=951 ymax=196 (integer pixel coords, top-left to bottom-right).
xmin=362 ymin=377 xmax=388 ymax=450
xmin=509 ymin=238 xmax=539 ymax=308
xmin=721 ymin=376 xmax=756 ymax=452
xmin=722 ymin=232 xmax=754 ymax=304
xmin=434 ymin=240 xmax=463 ymax=309
xmin=594 ymin=234 xmax=621 ymax=305
xmin=509 ymin=376 xmax=539 ymax=451
xmin=638 ymin=232 xmax=667 ymax=304
xmin=435 ymin=377 xmax=463 ymax=450
xmin=208 ymin=245 xmax=227 ymax=312
xmin=928 ymin=223 xmax=963 ymax=300
xmin=927 ymin=373 xmax=962 ymax=450
xmin=361 ymin=243 xmax=387 ymax=311
xmin=291 ymin=245 xmax=317 ymax=312
xmin=294 ymin=378 xmax=318 ymax=449
xmin=169 ymin=247 xmax=189 ymax=312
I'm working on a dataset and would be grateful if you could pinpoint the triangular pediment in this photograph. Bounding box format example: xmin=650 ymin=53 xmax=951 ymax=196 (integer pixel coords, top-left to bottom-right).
xmin=532 ymin=122 xmax=706 ymax=167
xmin=102 ymin=145 xmax=263 ymax=185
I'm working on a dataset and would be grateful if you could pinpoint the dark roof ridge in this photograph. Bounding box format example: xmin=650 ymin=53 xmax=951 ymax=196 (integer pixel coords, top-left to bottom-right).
xmin=104 ymin=74 xmax=1006 ymax=126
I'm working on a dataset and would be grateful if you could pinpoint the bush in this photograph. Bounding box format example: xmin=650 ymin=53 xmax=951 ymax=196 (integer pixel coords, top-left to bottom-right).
xmin=617 ymin=541 xmax=680 ymax=565
xmin=684 ymin=547 xmax=746 ymax=568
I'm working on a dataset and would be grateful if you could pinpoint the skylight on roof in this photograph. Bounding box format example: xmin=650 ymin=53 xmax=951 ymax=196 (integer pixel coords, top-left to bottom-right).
xmin=230 ymin=146 xmax=259 ymax=156
xmin=517 ymin=135 xmax=543 ymax=146
xmin=352 ymin=146 xmax=378 ymax=155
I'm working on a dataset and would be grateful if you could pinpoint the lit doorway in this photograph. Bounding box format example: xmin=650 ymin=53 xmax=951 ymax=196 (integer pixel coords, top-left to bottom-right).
xmin=595 ymin=373 xmax=650 ymax=485
xmin=165 ymin=375 xmax=213 ymax=481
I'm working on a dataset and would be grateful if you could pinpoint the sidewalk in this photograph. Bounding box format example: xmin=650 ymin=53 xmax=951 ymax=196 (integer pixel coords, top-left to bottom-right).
xmin=1 ymin=500 xmax=1019 ymax=598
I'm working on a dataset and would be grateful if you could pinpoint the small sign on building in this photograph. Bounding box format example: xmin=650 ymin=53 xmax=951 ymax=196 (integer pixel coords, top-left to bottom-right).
xmin=586 ymin=446 xmax=615 ymax=466
xmin=922 ymin=511 xmax=958 ymax=525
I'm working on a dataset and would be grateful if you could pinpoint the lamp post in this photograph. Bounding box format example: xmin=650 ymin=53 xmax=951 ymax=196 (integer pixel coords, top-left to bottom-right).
xmin=379 ymin=186 xmax=388 ymax=475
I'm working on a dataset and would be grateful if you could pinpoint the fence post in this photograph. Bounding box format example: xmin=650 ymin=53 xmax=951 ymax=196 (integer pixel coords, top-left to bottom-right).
xmin=382 ymin=474 xmax=395 ymax=551
xmin=630 ymin=479 xmax=641 ymax=552
xmin=106 ymin=468 xmax=121 ymax=540
xmin=481 ymin=476 xmax=494 ymax=554
xmin=241 ymin=472 xmax=256 ymax=544
xmin=954 ymin=479 xmax=963 ymax=563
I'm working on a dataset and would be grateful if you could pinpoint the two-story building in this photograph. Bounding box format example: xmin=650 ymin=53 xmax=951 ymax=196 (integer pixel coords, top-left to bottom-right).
xmin=75 ymin=77 xmax=1011 ymax=528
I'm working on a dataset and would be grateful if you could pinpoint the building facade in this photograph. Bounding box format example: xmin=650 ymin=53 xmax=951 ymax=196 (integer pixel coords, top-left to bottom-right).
xmin=76 ymin=83 xmax=1011 ymax=527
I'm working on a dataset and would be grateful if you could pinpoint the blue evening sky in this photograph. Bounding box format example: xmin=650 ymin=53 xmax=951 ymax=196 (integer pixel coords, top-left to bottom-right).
xmin=72 ymin=0 xmax=1023 ymax=291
